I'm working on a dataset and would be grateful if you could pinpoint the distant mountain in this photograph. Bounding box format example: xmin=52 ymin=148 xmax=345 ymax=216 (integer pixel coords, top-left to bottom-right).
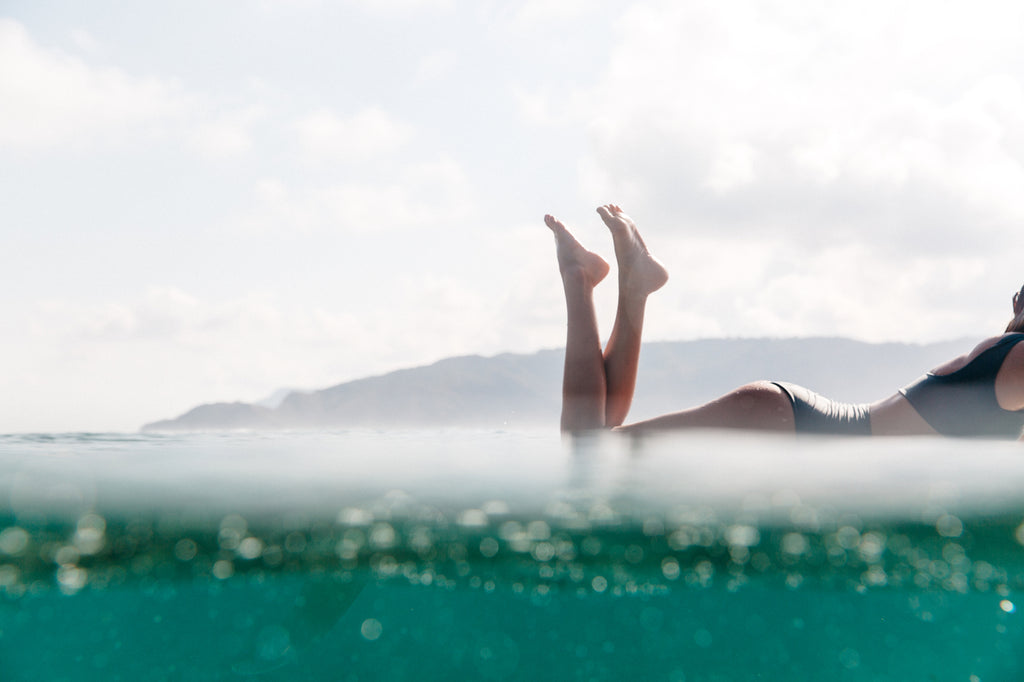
xmin=141 ymin=337 xmax=971 ymax=432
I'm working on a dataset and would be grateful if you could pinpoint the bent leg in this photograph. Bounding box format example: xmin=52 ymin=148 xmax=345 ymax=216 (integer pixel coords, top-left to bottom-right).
xmin=597 ymin=205 xmax=669 ymax=427
xmin=615 ymin=381 xmax=796 ymax=434
xmin=546 ymin=214 xmax=611 ymax=432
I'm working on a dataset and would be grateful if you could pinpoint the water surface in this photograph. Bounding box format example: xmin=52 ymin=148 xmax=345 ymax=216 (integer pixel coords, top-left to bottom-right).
xmin=1 ymin=430 xmax=1022 ymax=680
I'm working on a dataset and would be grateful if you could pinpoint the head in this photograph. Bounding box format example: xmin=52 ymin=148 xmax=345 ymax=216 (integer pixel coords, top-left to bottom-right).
xmin=1007 ymin=284 xmax=1024 ymax=334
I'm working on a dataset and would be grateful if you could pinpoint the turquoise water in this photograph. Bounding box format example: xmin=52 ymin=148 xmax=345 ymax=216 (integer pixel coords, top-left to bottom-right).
xmin=2 ymin=431 xmax=1024 ymax=680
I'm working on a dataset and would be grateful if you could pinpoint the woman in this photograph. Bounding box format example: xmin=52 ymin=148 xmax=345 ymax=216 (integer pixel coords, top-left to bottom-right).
xmin=547 ymin=205 xmax=1024 ymax=439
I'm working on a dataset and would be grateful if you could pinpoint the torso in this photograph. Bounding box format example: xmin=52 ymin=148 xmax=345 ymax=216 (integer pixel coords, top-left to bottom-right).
xmin=869 ymin=334 xmax=1024 ymax=437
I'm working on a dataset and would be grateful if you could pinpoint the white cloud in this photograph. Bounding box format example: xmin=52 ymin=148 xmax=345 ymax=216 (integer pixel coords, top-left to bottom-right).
xmin=0 ymin=18 xmax=191 ymax=150
xmin=236 ymin=156 xmax=476 ymax=234
xmin=4 ymin=288 xmax=382 ymax=431
xmin=414 ymin=49 xmax=457 ymax=84
xmin=0 ymin=17 xmax=270 ymax=164
xmin=347 ymin=0 xmax=454 ymax=12
xmin=568 ymin=0 xmax=1024 ymax=266
xmin=293 ymin=107 xmax=414 ymax=162
xmin=513 ymin=0 xmax=591 ymax=25
xmin=68 ymin=27 xmax=100 ymax=54
xmin=188 ymin=107 xmax=263 ymax=159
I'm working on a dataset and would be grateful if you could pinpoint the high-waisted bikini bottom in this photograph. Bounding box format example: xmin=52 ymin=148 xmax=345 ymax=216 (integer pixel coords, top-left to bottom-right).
xmin=770 ymin=381 xmax=872 ymax=436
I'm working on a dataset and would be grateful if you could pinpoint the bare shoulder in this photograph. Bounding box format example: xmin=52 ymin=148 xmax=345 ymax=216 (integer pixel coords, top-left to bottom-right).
xmin=931 ymin=335 xmax=1006 ymax=376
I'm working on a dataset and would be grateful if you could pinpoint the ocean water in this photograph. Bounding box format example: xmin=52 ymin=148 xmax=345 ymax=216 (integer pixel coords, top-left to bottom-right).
xmin=2 ymin=429 xmax=1024 ymax=681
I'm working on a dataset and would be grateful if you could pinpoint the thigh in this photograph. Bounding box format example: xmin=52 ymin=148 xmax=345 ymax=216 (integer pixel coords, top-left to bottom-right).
xmin=617 ymin=381 xmax=795 ymax=432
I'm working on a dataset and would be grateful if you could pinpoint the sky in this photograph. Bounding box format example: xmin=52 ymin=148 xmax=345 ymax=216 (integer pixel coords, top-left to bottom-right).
xmin=3 ymin=0 xmax=1024 ymax=432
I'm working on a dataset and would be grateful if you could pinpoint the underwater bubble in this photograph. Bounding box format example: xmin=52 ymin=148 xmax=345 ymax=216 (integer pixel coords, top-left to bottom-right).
xmin=863 ymin=566 xmax=888 ymax=587
xmin=284 ymin=532 xmax=307 ymax=554
xmin=835 ymin=526 xmax=860 ymax=550
xmin=668 ymin=527 xmax=695 ymax=551
xmin=728 ymin=546 xmax=750 ymax=565
xmin=526 ymin=521 xmax=551 ymax=541
xmin=725 ymin=524 xmax=759 ymax=548
xmin=262 ymin=545 xmax=283 ymax=566
xmin=789 ymin=505 xmax=819 ymax=529
xmin=554 ymin=537 xmax=576 ymax=561
xmin=457 ymin=509 xmax=488 ymax=528
xmin=781 ymin=532 xmax=808 ymax=556
xmin=531 ymin=542 xmax=555 ymax=562
xmin=591 ymin=576 xmax=607 ymax=593
xmin=218 ymin=528 xmax=242 ymax=551
xmin=838 ymin=647 xmax=861 ymax=669
xmin=975 ymin=561 xmax=995 ymax=581
xmin=936 ymin=514 xmax=964 ymax=538
xmin=481 ymin=500 xmax=510 ymax=515
xmin=237 ymin=537 xmax=264 ymax=560
xmin=624 ymin=545 xmax=645 ymax=564
xmin=55 ymin=545 xmax=80 ymax=566
xmin=858 ymin=532 xmax=886 ymax=563
xmin=57 ymin=565 xmax=87 ymax=594
xmin=212 ymin=559 xmax=234 ymax=579
xmin=498 ymin=521 xmax=522 ymax=540
xmin=545 ymin=501 xmax=575 ymax=520
xmin=360 ymin=618 xmax=383 ymax=641
xmin=750 ymin=552 xmax=771 ymax=572
xmin=479 ymin=537 xmax=499 ymax=558
xmin=1000 ymin=599 xmax=1015 ymax=613
xmin=0 ymin=527 xmax=29 ymax=556
xmin=338 ymin=507 xmax=373 ymax=526
xmin=642 ymin=517 xmax=665 ymax=536
xmin=173 ymin=538 xmax=198 ymax=561
xmin=336 ymin=538 xmax=359 ymax=561
xmin=369 ymin=523 xmax=397 ymax=550
xmin=661 ymin=557 xmax=681 ymax=580
xmin=73 ymin=514 xmax=106 ymax=555
xmin=588 ymin=503 xmax=616 ymax=523
xmin=409 ymin=526 xmax=435 ymax=554
xmin=0 ymin=564 xmax=20 ymax=587
xmin=220 ymin=514 xmax=247 ymax=534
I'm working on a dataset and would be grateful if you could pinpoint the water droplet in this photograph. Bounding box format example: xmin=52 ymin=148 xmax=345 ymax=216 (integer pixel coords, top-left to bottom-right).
xmin=360 ymin=618 xmax=383 ymax=641
xmin=174 ymin=538 xmax=198 ymax=561
xmin=0 ymin=527 xmax=29 ymax=556
xmin=458 ymin=509 xmax=488 ymax=528
xmin=237 ymin=536 xmax=264 ymax=560
xmin=479 ymin=537 xmax=499 ymax=558
xmin=936 ymin=514 xmax=963 ymax=538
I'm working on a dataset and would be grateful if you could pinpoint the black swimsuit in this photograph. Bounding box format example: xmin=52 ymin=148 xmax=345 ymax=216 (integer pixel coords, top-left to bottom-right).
xmin=771 ymin=332 xmax=1024 ymax=438
xmin=899 ymin=333 xmax=1024 ymax=439
xmin=771 ymin=382 xmax=872 ymax=436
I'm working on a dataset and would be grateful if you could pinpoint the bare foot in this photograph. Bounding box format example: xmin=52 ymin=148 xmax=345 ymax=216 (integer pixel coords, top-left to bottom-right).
xmin=545 ymin=214 xmax=610 ymax=287
xmin=596 ymin=204 xmax=668 ymax=297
